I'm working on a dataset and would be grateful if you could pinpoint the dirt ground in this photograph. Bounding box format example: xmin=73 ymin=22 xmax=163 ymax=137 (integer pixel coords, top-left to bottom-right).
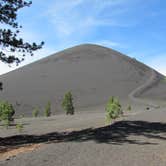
xmin=0 ymin=104 xmax=166 ymax=166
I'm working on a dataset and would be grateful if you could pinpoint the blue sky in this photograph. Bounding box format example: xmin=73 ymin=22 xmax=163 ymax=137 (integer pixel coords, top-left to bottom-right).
xmin=0 ymin=0 xmax=166 ymax=75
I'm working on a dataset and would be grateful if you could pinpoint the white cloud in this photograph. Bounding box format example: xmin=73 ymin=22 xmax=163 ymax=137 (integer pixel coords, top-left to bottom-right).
xmin=83 ymin=17 xmax=131 ymax=27
xmin=45 ymin=0 xmax=131 ymax=38
xmin=92 ymin=40 xmax=122 ymax=48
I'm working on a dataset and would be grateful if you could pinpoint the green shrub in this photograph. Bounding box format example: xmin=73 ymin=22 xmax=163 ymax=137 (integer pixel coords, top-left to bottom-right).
xmin=32 ymin=107 xmax=39 ymax=117
xmin=44 ymin=101 xmax=51 ymax=117
xmin=16 ymin=123 xmax=23 ymax=133
xmin=62 ymin=91 xmax=74 ymax=115
xmin=127 ymin=105 xmax=131 ymax=112
xmin=0 ymin=101 xmax=15 ymax=122
xmin=105 ymin=97 xmax=122 ymax=124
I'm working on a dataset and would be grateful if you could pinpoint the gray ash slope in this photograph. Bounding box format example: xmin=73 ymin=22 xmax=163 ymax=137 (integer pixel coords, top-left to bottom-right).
xmin=0 ymin=44 xmax=165 ymax=116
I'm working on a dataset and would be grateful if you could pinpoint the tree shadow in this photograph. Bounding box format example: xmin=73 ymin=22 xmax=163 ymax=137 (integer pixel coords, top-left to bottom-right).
xmin=0 ymin=122 xmax=29 ymax=127
xmin=0 ymin=120 xmax=166 ymax=151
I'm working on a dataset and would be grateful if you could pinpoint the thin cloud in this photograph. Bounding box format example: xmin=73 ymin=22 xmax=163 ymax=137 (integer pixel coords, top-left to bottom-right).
xmin=92 ymin=40 xmax=122 ymax=48
xmin=45 ymin=0 xmax=132 ymax=38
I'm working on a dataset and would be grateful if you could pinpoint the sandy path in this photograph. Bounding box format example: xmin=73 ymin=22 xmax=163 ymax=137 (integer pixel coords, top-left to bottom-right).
xmin=129 ymin=69 xmax=160 ymax=108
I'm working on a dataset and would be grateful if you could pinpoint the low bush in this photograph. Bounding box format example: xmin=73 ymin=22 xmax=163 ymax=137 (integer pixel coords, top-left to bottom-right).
xmin=0 ymin=101 xmax=15 ymax=123
xmin=32 ymin=107 xmax=39 ymax=117
xmin=127 ymin=105 xmax=131 ymax=112
xmin=105 ymin=97 xmax=123 ymax=124
xmin=16 ymin=123 xmax=24 ymax=133
xmin=44 ymin=101 xmax=51 ymax=117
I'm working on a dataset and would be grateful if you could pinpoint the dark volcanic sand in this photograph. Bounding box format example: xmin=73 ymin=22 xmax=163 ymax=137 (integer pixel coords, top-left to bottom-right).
xmin=0 ymin=108 xmax=166 ymax=166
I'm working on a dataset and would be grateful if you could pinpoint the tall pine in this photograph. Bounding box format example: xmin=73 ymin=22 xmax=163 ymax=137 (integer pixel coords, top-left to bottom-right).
xmin=62 ymin=91 xmax=74 ymax=115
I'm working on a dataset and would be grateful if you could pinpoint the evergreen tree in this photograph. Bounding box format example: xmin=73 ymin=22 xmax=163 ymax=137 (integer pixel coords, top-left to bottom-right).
xmin=0 ymin=101 xmax=15 ymax=123
xmin=105 ymin=97 xmax=122 ymax=124
xmin=32 ymin=107 xmax=39 ymax=117
xmin=44 ymin=101 xmax=51 ymax=117
xmin=62 ymin=91 xmax=75 ymax=115
xmin=0 ymin=0 xmax=44 ymax=90
xmin=127 ymin=105 xmax=131 ymax=112
xmin=0 ymin=0 xmax=44 ymax=64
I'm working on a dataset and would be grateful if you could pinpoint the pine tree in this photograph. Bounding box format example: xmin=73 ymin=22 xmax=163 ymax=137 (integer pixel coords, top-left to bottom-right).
xmin=0 ymin=101 xmax=15 ymax=122
xmin=0 ymin=0 xmax=44 ymax=65
xmin=127 ymin=105 xmax=131 ymax=112
xmin=0 ymin=0 xmax=44 ymax=90
xmin=32 ymin=107 xmax=39 ymax=117
xmin=44 ymin=101 xmax=51 ymax=117
xmin=62 ymin=91 xmax=75 ymax=115
xmin=105 ymin=97 xmax=122 ymax=124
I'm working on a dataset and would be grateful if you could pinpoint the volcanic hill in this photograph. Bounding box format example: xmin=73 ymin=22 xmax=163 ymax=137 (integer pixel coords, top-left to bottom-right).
xmin=0 ymin=44 xmax=165 ymax=116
